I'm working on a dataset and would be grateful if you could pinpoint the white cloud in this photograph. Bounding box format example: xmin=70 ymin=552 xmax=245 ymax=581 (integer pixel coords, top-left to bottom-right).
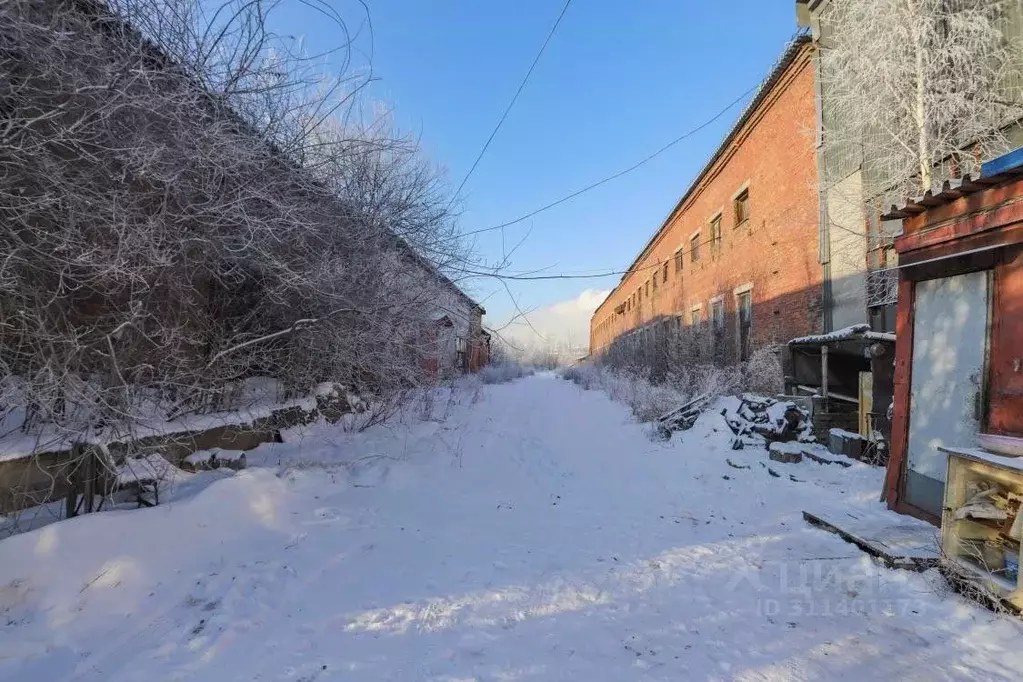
xmin=499 ymin=288 xmax=610 ymax=353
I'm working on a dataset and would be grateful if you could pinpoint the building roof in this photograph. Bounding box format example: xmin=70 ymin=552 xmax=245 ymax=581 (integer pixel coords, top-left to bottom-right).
xmin=596 ymin=34 xmax=813 ymax=313
xmin=881 ymin=147 xmax=1023 ymax=221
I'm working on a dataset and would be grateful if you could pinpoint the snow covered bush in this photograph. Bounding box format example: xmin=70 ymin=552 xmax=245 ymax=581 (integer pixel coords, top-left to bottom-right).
xmin=561 ymin=364 xmax=601 ymax=390
xmin=742 ymin=345 xmax=785 ymax=397
xmin=659 ymin=362 xmax=738 ymax=403
xmin=563 ymin=364 xmax=689 ymax=423
xmin=574 ymin=316 xmax=786 ymax=424
xmin=479 ymin=363 xmax=534 ymax=385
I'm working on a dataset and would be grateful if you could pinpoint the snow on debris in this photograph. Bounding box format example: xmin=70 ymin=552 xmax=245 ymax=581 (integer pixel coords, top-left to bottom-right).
xmin=115 ymin=453 xmax=183 ymax=486
xmin=769 ymin=441 xmax=805 ymax=455
xmin=183 ymin=448 xmax=248 ymax=471
xmin=0 ymin=393 xmax=317 ymax=464
xmin=830 ymin=427 xmax=866 ymax=441
xmin=1 ymin=376 xmax=1022 ymax=681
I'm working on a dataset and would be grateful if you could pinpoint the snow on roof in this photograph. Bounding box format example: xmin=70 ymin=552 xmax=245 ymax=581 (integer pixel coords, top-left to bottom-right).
xmin=788 ymin=324 xmax=895 ymax=346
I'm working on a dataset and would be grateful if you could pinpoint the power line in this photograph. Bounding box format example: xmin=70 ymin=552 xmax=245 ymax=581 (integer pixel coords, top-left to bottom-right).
xmin=450 ymin=0 xmax=573 ymax=202
xmin=463 ymin=200 xmax=819 ymax=283
xmin=457 ymin=83 xmax=760 ymax=240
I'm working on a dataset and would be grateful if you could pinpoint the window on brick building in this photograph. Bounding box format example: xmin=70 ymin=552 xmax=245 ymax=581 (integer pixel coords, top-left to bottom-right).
xmin=690 ymin=233 xmax=701 ymax=263
xmin=646 ymin=280 xmax=650 ymax=296
xmin=662 ymin=262 xmax=669 ymax=282
xmin=711 ymin=298 xmax=725 ymax=362
xmin=734 ymin=188 xmax=750 ymax=227
xmin=710 ymin=215 xmax=722 ymax=257
xmin=674 ymin=248 xmax=684 ymax=273
xmin=736 ymin=289 xmax=752 ymax=361
xmin=652 ymin=270 xmax=657 ymax=289
xmin=690 ymin=306 xmax=702 ymax=326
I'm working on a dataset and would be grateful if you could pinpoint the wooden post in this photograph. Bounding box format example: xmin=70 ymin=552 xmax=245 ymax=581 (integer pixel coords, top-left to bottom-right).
xmin=821 ymin=345 xmax=830 ymax=401
xmin=65 ymin=443 xmax=81 ymax=518
xmin=84 ymin=447 xmax=95 ymax=514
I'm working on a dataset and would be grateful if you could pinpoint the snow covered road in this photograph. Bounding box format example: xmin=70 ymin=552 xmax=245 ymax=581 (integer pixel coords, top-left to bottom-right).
xmin=2 ymin=374 xmax=1022 ymax=681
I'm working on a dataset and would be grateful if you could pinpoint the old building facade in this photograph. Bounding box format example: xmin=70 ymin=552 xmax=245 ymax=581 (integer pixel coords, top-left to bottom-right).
xmin=590 ymin=37 xmax=821 ymax=360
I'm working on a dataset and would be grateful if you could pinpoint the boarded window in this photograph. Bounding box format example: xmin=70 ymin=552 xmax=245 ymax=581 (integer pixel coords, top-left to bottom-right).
xmin=690 ymin=234 xmax=701 ymax=263
xmin=737 ymin=290 xmax=752 ymax=361
xmin=711 ymin=215 xmax=722 ymax=256
xmin=734 ymin=189 xmax=750 ymax=227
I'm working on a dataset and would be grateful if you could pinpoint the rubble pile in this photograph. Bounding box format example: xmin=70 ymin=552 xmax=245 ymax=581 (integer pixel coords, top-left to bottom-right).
xmin=723 ymin=394 xmax=815 ymax=450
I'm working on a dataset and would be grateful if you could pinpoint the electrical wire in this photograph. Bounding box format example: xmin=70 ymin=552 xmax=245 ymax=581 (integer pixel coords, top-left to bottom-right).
xmin=450 ymin=0 xmax=573 ymax=202
xmin=457 ymin=84 xmax=760 ymax=240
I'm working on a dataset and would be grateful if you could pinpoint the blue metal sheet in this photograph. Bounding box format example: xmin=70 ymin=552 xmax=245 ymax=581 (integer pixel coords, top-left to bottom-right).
xmin=981 ymin=147 xmax=1023 ymax=177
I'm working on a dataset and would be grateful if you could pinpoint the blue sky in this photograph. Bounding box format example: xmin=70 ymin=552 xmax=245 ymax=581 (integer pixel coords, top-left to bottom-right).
xmin=274 ymin=1 xmax=800 ymax=334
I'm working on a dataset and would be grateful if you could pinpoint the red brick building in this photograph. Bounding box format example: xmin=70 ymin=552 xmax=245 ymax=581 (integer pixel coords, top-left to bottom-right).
xmin=590 ymin=37 xmax=822 ymax=360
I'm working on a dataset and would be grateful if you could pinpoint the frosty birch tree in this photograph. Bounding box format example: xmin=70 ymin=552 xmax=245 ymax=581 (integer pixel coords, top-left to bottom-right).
xmin=816 ymin=0 xmax=1023 ymax=312
xmin=819 ymin=0 xmax=1023 ymax=201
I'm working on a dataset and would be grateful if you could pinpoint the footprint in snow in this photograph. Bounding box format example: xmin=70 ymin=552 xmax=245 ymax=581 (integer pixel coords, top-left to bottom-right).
xmin=307 ymin=508 xmax=347 ymax=526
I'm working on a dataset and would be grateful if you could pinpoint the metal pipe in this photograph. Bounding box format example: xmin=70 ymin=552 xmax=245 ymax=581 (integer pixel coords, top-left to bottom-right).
xmin=821 ymin=345 xmax=829 ymax=400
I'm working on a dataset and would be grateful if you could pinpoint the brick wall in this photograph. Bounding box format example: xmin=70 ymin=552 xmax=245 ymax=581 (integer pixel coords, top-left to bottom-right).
xmin=590 ymin=41 xmax=822 ymax=360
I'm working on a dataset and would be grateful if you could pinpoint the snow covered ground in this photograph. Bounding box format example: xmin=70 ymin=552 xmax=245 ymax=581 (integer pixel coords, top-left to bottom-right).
xmin=2 ymin=374 xmax=1022 ymax=681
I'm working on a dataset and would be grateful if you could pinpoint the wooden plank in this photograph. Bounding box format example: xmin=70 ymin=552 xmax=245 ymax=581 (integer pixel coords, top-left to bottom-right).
xmin=886 ymin=277 xmax=915 ymax=510
xmin=657 ymin=393 xmax=708 ymax=424
xmin=988 ymin=247 xmax=1023 ymax=436
xmin=803 ymin=508 xmax=940 ymax=571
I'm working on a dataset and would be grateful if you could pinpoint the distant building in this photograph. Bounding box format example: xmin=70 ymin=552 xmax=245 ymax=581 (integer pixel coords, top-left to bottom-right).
xmin=589 ymin=36 xmax=821 ymax=361
xmin=421 ymin=273 xmax=489 ymax=379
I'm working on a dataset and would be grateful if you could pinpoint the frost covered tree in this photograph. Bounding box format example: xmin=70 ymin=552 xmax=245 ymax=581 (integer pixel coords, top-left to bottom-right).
xmin=819 ymin=0 xmax=1023 ymax=200
xmin=0 ymin=0 xmax=477 ymax=492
